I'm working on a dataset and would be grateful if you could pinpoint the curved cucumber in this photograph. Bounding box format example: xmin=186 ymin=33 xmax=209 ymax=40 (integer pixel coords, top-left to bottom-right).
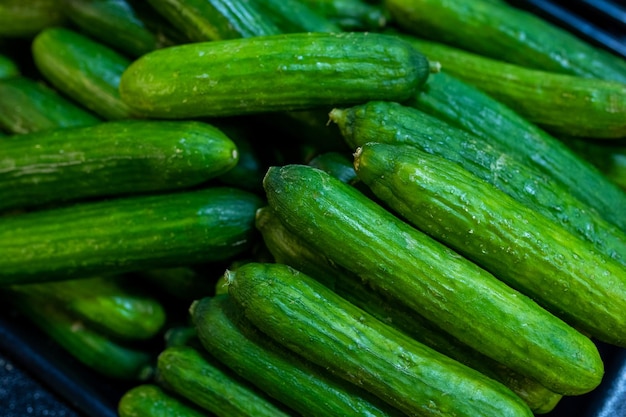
xmin=0 ymin=186 xmax=263 ymax=284
xmin=192 ymin=294 xmax=404 ymax=416
xmin=227 ymin=262 xmax=534 ymax=417
xmin=118 ymin=384 xmax=208 ymax=417
xmin=119 ymin=32 xmax=430 ymax=118
xmin=262 ymin=164 xmax=603 ymax=396
xmin=354 ymin=141 xmax=626 ymax=347
xmin=0 ymin=120 xmax=238 ymax=212
xmin=32 ymin=27 xmax=137 ymax=120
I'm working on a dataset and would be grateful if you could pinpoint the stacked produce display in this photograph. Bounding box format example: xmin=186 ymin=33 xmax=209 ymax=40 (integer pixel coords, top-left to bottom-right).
xmin=1 ymin=0 xmax=625 ymax=416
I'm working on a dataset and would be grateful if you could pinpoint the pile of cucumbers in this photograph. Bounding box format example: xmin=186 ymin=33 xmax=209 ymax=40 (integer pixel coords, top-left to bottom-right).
xmin=1 ymin=0 xmax=626 ymax=416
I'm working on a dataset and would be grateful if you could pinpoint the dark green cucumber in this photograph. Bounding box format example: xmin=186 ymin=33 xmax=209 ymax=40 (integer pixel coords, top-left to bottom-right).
xmin=0 ymin=0 xmax=65 ymax=38
xmin=329 ymin=101 xmax=626 ymax=265
xmin=146 ymin=0 xmax=281 ymax=42
xmin=118 ymin=384 xmax=208 ymax=417
xmin=406 ymin=66 xmax=626 ymax=232
xmin=227 ymin=262 xmax=534 ymax=417
xmin=0 ymin=76 xmax=100 ymax=134
xmin=404 ymin=36 xmax=626 ymax=139
xmin=255 ymin=205 xmax=563 ymax=414
xmin=562 ymin=137 xmax=626 ymax=191
xmin=7 ymin=291 xmax=154 ymax=380
xmin=0 ymin=53 xmax=19 ymax=79
xmin=355 ymin=142 xmax=626 ymax=347
xmin=0 ymin=120 xmax=239 ymax=212
xmin=383 ymin=0 xmax=626 ymax=83
xmin=251 ymin=0 xmax=341 ymax=33
xmin=156 ymin=345 xmax=292 ymax=417
xmin=298 ymin=0 xmax=390 ymax=31
xmin=308 ymin=151 xmax=359 ymax=185
xmin=262 ymin=164 xmax=603 ymax=396
xmin=32 ymin=27 xmax=137 ymax=120
xmin=119 ymin=32 xmax=430 ymax=118
xmin=192 ymin=294 xmax=405 ymax=417
xmin=8 ymin=275 xmax=166 ymax=341
xmin=0 ymin=186 xmax=263 ymax=284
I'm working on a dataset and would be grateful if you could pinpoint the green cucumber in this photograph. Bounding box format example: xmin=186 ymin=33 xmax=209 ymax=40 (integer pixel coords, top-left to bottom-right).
xmin=251 ymin=0 xmax=341 ymax=33
xmin=0 ymin=53 xmax=19 ymax=79
xmin=561 ymin=137 xmax=626 ymax=191
xmin=298 ymin=0 xmax=390 ymax=31
xmin=354 ymin=141 xmax=626 ymax=347
xmin=329 ymin=101 xmax=626 ymax=265
xmin=146 ymin=0 xmax=281 ymax=42
xmin=0 ymin=120 xmax=239 ymax=212
xmin=0 ymin=186 xmax=263 ymax=284
xmin=308 ymin=151 xmax=359 ymax=185
xmin=383 ymin=0 xmax=626 ymax=83
xmin=0 ymin=0 xmax=65 ymax=38
xmin=192 ymin=294 xmax=405 ymax=416
xmin=226 ymin=262 xmax=534 ymax=417
xmin=118 ymin=384 xmax=208 ymax=417
xmin=156 ymin=345 xmax=292 ymax=417
xmin=119 ymin=31 xmax=430 ymax=118
xmin=255 ymin=205 xmax=562 ymax=414
xmin=0 ymin=76 xmax=100 ymax=134
xmin=32 ymin=27 xmax=137 ymax=120
xmin=262 ymin=164 xmax=603 ymax=396
xmin=404 ymin=36 xmax=626 ymax=139
xmin=406 ymin=66 xmax=626 ymax=232
xmin=8 ymin=275 xmax=166 ymax=341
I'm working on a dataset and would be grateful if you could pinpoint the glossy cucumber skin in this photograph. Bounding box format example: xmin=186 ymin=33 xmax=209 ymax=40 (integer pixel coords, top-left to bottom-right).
xmin=405 ymin=37 xmax=626 ymax=139
xmin=32 ymin=27 xmax=136 ymax=120
xmin=192 ymin=294 xmax=404 ymax=417
xmin=119 ymin=32 xmax=430 ymax=118
xmin=118 ymin=384 xmax=208 ymax=417
xmin=0 ymin=187 xmax=263 ymax=284
xmin=262 ymin=164 xmax=603 ymax=396
xmin=227 ymin=262 xmax=534 ymax=417
xmin=146 ymin=0 xmax=281 ymax=42
xmin=0 ymin=76 xmax=100 ymax=134
xmin=252 ymin=0 xmax=341 ymax=33
xmin=0 ymin=120 xmax=238 ymax=212
xmin=383 ymin=0 xmax=626 ymax=83
xmin=0 ymin=0 xmax=65 ymax=38
xmin=355 ymin=142 xmax=626 ymax=347
xmin=255 ymin=205 xmax=562 ymax=414
xmin=329 ymin=101 xmax=626 ymax=266
xmin=156 ymin=345 xmax=292 ymax=417
xmin=407 ymin=67 xmax=626 ymax=233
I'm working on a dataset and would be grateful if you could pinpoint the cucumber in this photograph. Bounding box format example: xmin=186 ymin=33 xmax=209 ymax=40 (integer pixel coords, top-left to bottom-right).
xmin=0 ymin=53 xmax=19 ymax=79
xmin=251 ymin=0 xmax=341 ymax=33
xmin=404 ymin=36 xmax=626 ymax=139
xmin=138 ymin=267 xmax=216 ymax=301
xmin=146 ymin=0 xmax=281 ymax=42
xmin=298 ymin=0 xmax=390 ymax=31
xmin=405 ymin=65 xmax=626 ymax=232
xmin=0 ymin=76 xmax=100 ymax=134
xmin=118 ymin=384 xmax=208 ymax=417
xmin=255 ymin=205 xmax=563 ymax=414
xmin=262 ymin=164 xmax=603 ymax=396
xmin=354 ymin=141 xmax=626 ymax=347
xmin=32 ymin=27 xmax=137 ymax=120
xmin=0 ymin=0 xmax=65 ymax=38
xmin=383 ymin=0 xmax=626 ymax=83
xmin=192 ymin=294 xmax=405 ymax=417
xmin=8 ymin=275 xmax=166 ymax=341
xmin=0 ymin=120 xmax=239 ymax=212
xmin=308 ymin=151 xmax=359 ymax=185
xmin=156 ymin=345 xmax=292 ymax=417
xmin=119 ymin=32 xmax=430 ymax=118
xmin=226 ymin=262 xmax=534 ymax=417
xmin=0 ymin=186 xmax=263 ymax=284
xmin=329 ymin=101 xmax=626 ymax=265
xmin=561 ymin=137 xmax=626 ymax=192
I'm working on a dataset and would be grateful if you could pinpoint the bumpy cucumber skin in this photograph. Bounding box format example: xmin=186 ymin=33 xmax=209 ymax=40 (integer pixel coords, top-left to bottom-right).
xmin=408 ymin=67 xmax=626 ymax=233
xmin=329 ymin=101 xmax=626 ymax=266
xmin=0 ymin=187 xmax=262 ymax=284
xmin=0 ymin=76 xmax=100 ymax=134
xmin=262 ymin=164 xmax=603 ymax=396
xmin=156 ymin=345 xmax=292 ymax=417
xmin=32 ymin=27 xmax=136 ymax=120
xmin=0 ymin=0 xmax=65 ymax=38
xmin=146 ymin=0 xmax=281 ymax=42
xmin=255 ymin=206 xmax=563 ymax=414
xmin=0 ymin=120 xmax=239 ymax=212
xmin=192 ymin=294 xmax=404 ymax=417
xmin=384 ymin=0 xmax=626 ymax=83
xmin=119 ymin=32 xmax=429 ymax=118
xmin=227 ymin=262 xmax=534 ymax=417
xmin=355 ymin=142 xmax=626 ymax=347
xmin=118 ymin=384 xmax=208 ymax=417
